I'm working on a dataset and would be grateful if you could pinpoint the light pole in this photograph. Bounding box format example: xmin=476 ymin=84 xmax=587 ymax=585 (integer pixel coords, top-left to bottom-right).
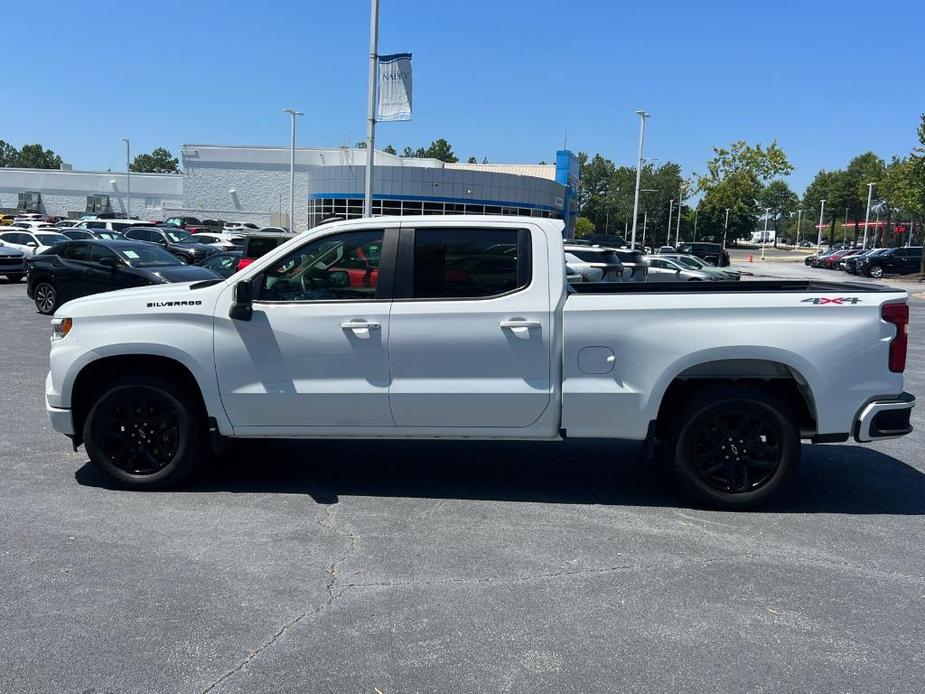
xmin=817 ymin=199 xmax=826 ymax=247
xmin=642 ymin=211 xmax=648 ymax=249
xmin=693 ymin=207 xmax=699 ymax=241
xmin=761 ymin=207 xmax=770 ymax=260
xmin=363 ymin=0 xmax=381 ymax=217
xmin=630 ymin=110 xmax=650 ymax=250
xmin=282 ymin=108 xmax=304 ymax=232
xmin=121 ymin=139 xmax=130 ymax=218
xmin=675 ymin=183 xmax=683 ymax=246
xmin=666 ymin=199 xmax=674 ymax=247
xmin=795 ymin=208 xmax=803 ymax=246
xmin=862 ymin=182 xmax=875 ymax=249
xmin=722 ymin=207 xmax=730 ymax=249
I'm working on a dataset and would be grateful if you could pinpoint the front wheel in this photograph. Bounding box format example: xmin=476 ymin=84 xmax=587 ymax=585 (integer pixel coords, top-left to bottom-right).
xmin=33 ymin=281 xmax=58 ymax=314
xmin=869 ymin=266 xmax=884 ymax=279
xmin=83 ymin=377 xmax=202 ymax=489
xmin=666 ymin=385 xmax=799 ymax=509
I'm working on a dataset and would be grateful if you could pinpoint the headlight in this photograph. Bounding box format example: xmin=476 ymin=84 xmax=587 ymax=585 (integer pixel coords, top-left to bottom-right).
xmin=51 ymin=317 xmax=72 ymax=341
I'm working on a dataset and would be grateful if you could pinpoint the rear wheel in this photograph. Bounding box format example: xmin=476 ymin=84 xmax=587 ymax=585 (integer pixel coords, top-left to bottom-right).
xmin=33 ymin=281 xmax=58 ymax=314
xmin=83 ymin=377 xmax=202 ymax=489
xmin=665 ymin=385 xmax=798 ymax=509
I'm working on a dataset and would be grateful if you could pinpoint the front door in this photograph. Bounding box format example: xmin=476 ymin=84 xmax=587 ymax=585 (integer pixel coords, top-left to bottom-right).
xmin=387 ymin=223 xmax=552 ymax=428
xmin=214 ymin=227 xmax=396 ymax=430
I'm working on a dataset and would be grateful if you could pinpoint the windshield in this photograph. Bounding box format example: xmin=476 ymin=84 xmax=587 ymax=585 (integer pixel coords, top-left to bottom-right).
xmin=163 ymin=229 xmax=193 ymax=243
xmin=36 ymin=233 xmax=69 ymax=246
xmin=117 ymin=245 xmax=184 ymax=268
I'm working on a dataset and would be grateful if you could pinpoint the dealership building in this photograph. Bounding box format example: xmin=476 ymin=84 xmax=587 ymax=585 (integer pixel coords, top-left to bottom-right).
xmin=0 ymin=145 xmax=579 ymax=235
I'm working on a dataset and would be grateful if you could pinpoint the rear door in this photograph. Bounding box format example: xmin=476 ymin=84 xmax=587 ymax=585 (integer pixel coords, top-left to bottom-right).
xmin=387 ymin=223 xmax=552 ymax=428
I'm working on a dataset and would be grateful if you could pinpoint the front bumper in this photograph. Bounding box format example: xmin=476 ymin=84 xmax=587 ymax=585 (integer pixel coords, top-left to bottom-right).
xmin=46 ymin=397 xmax=75 ymax=436
xmin=854 ymin=392 xmax=915 ymax=443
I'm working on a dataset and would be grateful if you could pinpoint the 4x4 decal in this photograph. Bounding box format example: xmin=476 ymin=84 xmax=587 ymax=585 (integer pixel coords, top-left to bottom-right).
xmin=801 ymin=297 xmax=862 ymax=305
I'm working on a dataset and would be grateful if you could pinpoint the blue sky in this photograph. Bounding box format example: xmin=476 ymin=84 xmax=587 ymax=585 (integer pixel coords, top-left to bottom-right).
xmin=4 ymin=0 xmax=923 ymax=193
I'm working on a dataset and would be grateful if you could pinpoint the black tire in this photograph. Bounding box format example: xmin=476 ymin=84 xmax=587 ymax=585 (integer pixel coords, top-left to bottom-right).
xmin=665 ymin=385 xmax=799 ymax=509
xmin=33 ymin=281 xmax=58 ymax=314
xmin=869 ymin=265 xmax=883 ymax=279
xmin=83 ymin=376 xmax=202 ymax=489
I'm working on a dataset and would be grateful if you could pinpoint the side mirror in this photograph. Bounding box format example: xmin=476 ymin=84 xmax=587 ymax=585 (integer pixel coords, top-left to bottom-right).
xmin=99 ymin=256 xmax=118 ymax=271
xmin=229 ymin=278 xmax=254 ymax=321
xmin=26 ymin=241 xmax=38 ymax=248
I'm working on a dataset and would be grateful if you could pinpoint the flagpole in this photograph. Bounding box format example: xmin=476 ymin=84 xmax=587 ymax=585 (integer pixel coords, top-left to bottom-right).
xmin=363 ymin=0 xmax=380 ymax=217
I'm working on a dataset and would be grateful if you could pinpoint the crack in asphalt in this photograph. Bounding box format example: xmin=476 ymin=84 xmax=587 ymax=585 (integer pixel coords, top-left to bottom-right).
xmin=199 ymin=504 xmax=359 ymax=694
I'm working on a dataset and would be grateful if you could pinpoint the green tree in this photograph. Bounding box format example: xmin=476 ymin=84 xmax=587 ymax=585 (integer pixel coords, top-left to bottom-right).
xmin=574 ymin=216 xmax=595 ymax=238
xmin=383 ymin=144 xmax=397 ymax=155
xmin=0 ymin=140 xmax=17 ymax=166
xmin=697 ymin=140 xmax=793 ymax=243
xmin=757 ymin=180 xmax=799 ymax=244
xmin=12 ymin=143 xmax=62 ymax=169
xmin=466 ymin=156 xmax=478 ymax=163
xmin=130 ymin=147 xmax=180 ymax=173
xmin=890 ymin=114 xmax=925 ymax=267
xmin=423 ymin=138 xmax=458 ymax=163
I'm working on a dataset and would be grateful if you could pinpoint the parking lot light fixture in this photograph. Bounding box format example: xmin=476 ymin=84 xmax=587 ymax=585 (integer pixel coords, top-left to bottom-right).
xmin=863 ymin=183 xmax=875 ymax=249
xmin=723 ymin=207 xmax=730 ymax=249
xmin=761 ymin=207 xmax=770 ymax=260
xmin=667 ymin=199 xmax=674 ymax=246
xmin=795 ymin=208 xmax=803 ymax=246
xmin=282 ymin=108 xmax=304 ymax=232
xmin=817 ymin=199 xmax=826 ymax=247
xmin=630 ymin=110 xmax=650 ymax=251
xmin=122 ymin=139 xmax=130 ymax=218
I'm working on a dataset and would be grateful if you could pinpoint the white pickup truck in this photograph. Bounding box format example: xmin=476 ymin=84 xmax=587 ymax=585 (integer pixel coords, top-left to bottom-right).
xmin=45 ymin=216 xmax=915 ymax=508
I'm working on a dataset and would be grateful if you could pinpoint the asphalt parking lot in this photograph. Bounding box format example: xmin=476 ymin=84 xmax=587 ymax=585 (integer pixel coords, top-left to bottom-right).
xmin=1 ymin=272 xmax=924 ymax=694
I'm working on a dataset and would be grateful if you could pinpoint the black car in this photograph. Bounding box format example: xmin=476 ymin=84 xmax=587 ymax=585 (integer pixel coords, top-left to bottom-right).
xmin=26 ymin=240 xmax=221 ymax=314
xmin=0 ymin=244 xmax=26 ymax=282
xmin=862 ymin=246 xmax=923 ymax=278
xmin=844 ymin=248 xmax=885 ymax=274
xmin=123 ymin=226 xmax=219 ymax=264
xmin=62 ymin=229 xmax=123 ymax=241
xmin=677 ymin=241 xmax=731 ymax=267
xmin=197 ymin=250 xmax=243 ymax=278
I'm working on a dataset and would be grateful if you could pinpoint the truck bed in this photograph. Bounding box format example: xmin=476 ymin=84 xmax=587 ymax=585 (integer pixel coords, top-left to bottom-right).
xmin=569 ymin=280 xmax=900 ymax=294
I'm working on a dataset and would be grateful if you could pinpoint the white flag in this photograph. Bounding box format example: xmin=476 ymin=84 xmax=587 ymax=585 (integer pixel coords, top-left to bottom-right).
xmin=377 ymin=53 xmax=412 ymax=122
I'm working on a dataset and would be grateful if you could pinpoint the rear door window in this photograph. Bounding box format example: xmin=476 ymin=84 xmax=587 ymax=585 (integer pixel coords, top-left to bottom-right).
xmin=410 ymin=228 xmax=528 ymax=299
xmin=61 ymin=242 xmax=89 ymax=261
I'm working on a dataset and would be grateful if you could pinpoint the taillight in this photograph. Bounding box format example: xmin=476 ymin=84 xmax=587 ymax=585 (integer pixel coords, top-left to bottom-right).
xmin=882 ymin=303 xmax=909 ymax=373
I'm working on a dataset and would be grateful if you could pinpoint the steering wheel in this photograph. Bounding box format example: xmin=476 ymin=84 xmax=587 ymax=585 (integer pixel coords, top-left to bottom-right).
xmin=300 ymin=271 xmax=317 ymax=295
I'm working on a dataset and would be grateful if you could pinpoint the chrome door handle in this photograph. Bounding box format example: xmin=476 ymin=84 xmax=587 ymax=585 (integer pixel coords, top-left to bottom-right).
xmin=499 ymin=319 xmax=541 ymax=331
xmin=341 ymin=320 xmax=380 ymax=331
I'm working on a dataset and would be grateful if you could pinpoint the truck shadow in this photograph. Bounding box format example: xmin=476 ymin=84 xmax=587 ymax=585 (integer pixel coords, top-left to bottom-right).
xmin=75 ymin=440 xmax=925 ymax=515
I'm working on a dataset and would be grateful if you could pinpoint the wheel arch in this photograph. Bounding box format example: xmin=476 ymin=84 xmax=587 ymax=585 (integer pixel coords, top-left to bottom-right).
xmin=70 ymin=353 xmax=221 ymax=447
xmin=649 ymin=353 xmax=820 ymax=441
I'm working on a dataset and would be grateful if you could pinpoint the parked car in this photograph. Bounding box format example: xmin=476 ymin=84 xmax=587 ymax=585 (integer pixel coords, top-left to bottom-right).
xmin=188 ymin=232 xmax=245 ymax=250
xmin=845 ymin=248 xmax=889 ymax=275
xmin=608 ymin=248 xmax=648 ymax=281
xmin=62 ymin=229 xmax=123 ymax=241
xmin=196 ymin=250 xmax=243 ymax=279
xmin=562 ymin=245 xmax=624 ymax=282
xmin=13 ymin=213 xmax=45 ymax=222
xmin=10 ymin=220 xmax=56 ymax=232
xmin=805 ymin=249 xmax=839 ymax=267
xmin=237 ymin=231 xmax=293 ymax=271
xmin=862 ymin=246 xmax=924 ymax=278
xmin=74 ymin=219 xmax=147 ymax=235
xmin=656 ymin=246 xmax=676 ymax=254
xmin=26 ymin=240 xmax=222 ymax=314
xmin=677 ymin=241 xmax=731 ymax=267
xmin=659 ymin=253 xmax=741 ymax=280
xmin=645 ymin=256 xmax=719 ymax=281
xmin=819 ymin=248 xmax=859 ymax=269
xmin=834 ymin=249 xmax=866 ymax=270
xmin=0 ymin=229 xmax=70 ymax=257
xmin=43 ymin=215 xmax=914 ymax=510
xmin=0 ymin=214 xmax=16 ymax=226
xmin=223 ymin=222 xmax=260 ymax=232
xmin=54 ymin=220 xmax=81 ymax=229
xmin=0 ymin=243 xmax=26 ymax=282
xmin=122 ymin=226 xmax=220 ymax=264
xmin=162 ymin=216 xmax=204 ymax=230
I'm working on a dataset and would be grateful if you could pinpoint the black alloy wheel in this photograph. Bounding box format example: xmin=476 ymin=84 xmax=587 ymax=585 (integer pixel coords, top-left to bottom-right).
xmin=34 ymin=281 xmax=58 ymax=314
xmin=667 ymin=385 xmax=798 ymax=509
xmin=83 ymin=378 xmax=201 ymax=488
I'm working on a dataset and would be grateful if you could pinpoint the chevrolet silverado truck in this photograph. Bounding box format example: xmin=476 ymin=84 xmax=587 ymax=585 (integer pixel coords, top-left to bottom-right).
xmin=44 ymin=216 xmax=915 ymax=508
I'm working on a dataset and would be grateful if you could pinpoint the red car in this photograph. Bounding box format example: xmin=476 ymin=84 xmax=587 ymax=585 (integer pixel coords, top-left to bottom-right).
xmin=820 ymin=249 xmax=858 ymax=269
